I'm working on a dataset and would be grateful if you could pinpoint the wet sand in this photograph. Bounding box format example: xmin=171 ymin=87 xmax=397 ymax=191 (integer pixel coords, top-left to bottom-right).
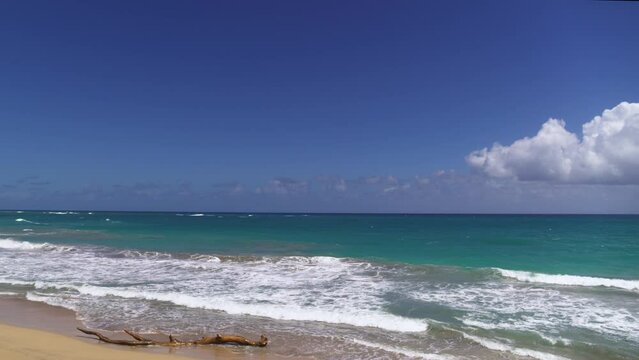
xmin=0 ymin=296 xmax=276 ymax=360
xmin=0 ymin=323 xmax=200 ymax=360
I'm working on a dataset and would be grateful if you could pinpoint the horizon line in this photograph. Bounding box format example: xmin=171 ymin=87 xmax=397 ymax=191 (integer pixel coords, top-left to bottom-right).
xmin=1 ymin=209 xmax=637 ymax=216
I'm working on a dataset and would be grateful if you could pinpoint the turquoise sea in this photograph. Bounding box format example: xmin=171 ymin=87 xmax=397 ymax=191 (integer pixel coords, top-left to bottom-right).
xmin=1 ymin=211 xmax=638 ymax=359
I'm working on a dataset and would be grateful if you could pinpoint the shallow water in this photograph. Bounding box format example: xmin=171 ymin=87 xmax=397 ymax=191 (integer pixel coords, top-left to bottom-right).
xmin=1 ymin=211 xmax=637 ymax=359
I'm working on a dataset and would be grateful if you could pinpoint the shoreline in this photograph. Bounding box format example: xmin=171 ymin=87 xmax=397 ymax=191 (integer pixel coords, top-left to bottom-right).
xmin=0 ymin=323 xmax=196 ymax=360
xmin=0 ymin=296 xmax=272 ymax=360
xmin=2 ymin=213 xmax=637 ymax=360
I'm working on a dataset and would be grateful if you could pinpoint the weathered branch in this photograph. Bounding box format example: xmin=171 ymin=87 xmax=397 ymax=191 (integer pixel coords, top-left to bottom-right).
xmin=77 ymin=327 xmax=268 ymax=347
xmin=194 ymin=334 xmax=269 ymax=347
xmin=123 ymin=329 xmax=151 ymax=342
xmin=78 ymin=328 xmax=154 ymax=346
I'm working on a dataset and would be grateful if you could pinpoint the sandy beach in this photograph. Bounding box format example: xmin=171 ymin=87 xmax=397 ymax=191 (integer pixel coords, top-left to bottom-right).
xmin=0 ymin=323 xmax=198 ymax=360
xmin=0 ymin=297 xmax=270 ymax=360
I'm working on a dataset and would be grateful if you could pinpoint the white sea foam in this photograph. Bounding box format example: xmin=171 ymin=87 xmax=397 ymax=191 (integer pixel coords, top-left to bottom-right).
xmin=351 ymin=339 xmax=457 ymax=359
xmin=3 ymin=238 xmax=637 ymax=356
xmin=189 ymin=213 xmax=204 ymax=217
xmin=459 ymin=318 xmax=500 ymax=330
xmin=495 ymin=268 xmax=639 ymax=291
xmin=0 ymin=238 xmax=75 ymax=252
xmin=539 ymin=335 xmax=572 ymax=346
xmin=0 ymin=278 xmax=33 ymax=286
xmin=46 ymin=211 xmax=78 ymax=215
xmin=26 ymin=291 xmax=78 ymax=312
xmin=0 ymin=238 xmax=47 ymax=250
xmin=461 ymin=333 xmax=569 ymax=360
xmin=15 ymin=218 xmax=40 ymax=224
xmin=460 ymin=319 xmax=571 ymax=346
xmin=413 ymin=279 xmax=639 ymax=344
xmin=31 ymin=282 xmax=427 ymax=332
xmin=188 ymin=254 xmax=221 ymax=263
xmin=0 ymin=242 xmax=426 ymax=333
xmin=117 ymin=250 xmax=172 ymax=259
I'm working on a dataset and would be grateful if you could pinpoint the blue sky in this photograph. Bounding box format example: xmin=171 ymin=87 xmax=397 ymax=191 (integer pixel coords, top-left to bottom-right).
xmin=1 ymin=0 xmax=638 ymax=212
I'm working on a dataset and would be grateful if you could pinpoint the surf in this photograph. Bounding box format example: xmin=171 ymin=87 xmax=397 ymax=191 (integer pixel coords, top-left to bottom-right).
xmin=494 ymin=268 xmax=639 ymax=291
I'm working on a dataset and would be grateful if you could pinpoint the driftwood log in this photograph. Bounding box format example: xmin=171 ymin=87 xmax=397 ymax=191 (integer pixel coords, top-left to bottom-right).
xmin=77 ymin=327 xmax=268 ymax=347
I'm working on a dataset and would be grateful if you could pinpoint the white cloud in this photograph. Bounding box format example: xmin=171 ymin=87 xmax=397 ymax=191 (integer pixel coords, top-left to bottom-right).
xmin=3 ymin=174 xmax=638 ymax=213
xmin=212 ymin=182 xmax=245 ymax=195
xmin=315 ymin=176 xmax=348 ymax=192
xmin=256 ymin=178 xmax=309 ymax=195
xmin=466 ymin=102 xmax=639 ymax=184
xmin=415 ymin=176 xmax=430 ymax=186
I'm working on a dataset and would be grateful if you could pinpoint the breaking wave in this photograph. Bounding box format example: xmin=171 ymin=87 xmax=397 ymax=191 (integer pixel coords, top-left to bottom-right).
xmin=0 ymin=238 xmax=75 ymax=252
xmin=0 ymin=238 xmax=47 ymax=250
xmin=15 ymin=218 xmax=40 ymax=224
xmin=495 ymin=268 xmax=639 ymax=291
xmin=0 ymin=240 xmax=427 ymax=333
xmin=1 ymin=237 xmax=637 ymax=359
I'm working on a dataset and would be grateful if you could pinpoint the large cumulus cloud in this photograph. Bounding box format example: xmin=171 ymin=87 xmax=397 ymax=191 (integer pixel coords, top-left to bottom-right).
xmin=466 ymin=102 xmax=639 ymax=184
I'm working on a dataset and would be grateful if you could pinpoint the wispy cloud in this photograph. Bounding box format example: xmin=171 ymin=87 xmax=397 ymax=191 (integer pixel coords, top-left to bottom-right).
xmin=212 ymin=182 xmax=245 ymax=195
xmin=0 ymin=176 xmax=52 ymax=201
xmin=1 ymin=173 xmax=637 ymax=213
xmin=256 ymin=178 xmax=309 ymax=195
xmin=315 ymin=176 xmax=348 ymax=192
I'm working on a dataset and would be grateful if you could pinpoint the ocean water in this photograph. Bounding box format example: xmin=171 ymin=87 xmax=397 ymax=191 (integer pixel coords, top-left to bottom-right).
xmin=0 ymin=211 xmax=637 ymax=359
